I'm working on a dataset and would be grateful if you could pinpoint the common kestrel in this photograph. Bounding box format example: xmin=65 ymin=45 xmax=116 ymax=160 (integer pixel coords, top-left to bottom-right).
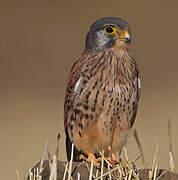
xmin=64 ymin=17 xmax=141 ymax=163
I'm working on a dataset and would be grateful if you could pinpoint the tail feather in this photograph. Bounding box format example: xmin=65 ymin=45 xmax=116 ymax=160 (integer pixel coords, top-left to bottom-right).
xmin=65 ymin=130 xmax=81 ymax=162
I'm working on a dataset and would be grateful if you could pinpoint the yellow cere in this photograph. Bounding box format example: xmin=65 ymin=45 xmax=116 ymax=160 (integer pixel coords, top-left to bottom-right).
xmin=104 ymin=26 xmax=117 ymax=35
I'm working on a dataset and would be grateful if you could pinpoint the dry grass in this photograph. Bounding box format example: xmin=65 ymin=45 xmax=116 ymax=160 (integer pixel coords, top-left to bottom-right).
xmin=21 ymin=143 xmax=176 ymax=180
xmin=17 ymin=119 xmax=177 ymax=180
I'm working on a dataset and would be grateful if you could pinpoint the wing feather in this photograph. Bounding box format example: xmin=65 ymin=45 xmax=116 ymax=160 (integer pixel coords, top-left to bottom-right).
xmin=64 ymin=55 xmax=86 ymax=161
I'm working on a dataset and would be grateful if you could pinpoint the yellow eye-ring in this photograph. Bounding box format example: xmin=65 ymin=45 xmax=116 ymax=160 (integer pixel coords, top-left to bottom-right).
xmin=104 ymin=26 xmax=117 ymax=35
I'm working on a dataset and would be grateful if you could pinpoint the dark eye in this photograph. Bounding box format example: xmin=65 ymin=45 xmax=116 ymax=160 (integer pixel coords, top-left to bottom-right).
xmin=104 ymin=26 xmax=117 ymax=35
xmin=105 ymin=27 xmax=113 ymax=33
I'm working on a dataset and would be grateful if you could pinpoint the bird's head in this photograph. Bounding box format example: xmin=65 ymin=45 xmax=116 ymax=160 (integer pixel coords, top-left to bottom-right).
xmin=86 ymin=17 xmax=131 ymax=51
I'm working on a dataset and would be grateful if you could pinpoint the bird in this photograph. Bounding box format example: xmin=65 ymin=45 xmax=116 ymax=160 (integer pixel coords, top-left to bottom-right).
xmin=64 ymin=17 xmax=141 ymax=163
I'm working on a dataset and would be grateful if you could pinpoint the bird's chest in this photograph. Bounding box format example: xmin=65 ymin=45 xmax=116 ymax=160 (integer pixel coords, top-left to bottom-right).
xmin=88 ymin=65 xmax=136 ymax=122
xmin=73 ymin=57 xmax=137 ymax=129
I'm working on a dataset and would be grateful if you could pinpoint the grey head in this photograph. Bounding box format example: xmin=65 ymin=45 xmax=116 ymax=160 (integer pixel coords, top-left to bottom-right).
xmin=85 ymin=17 xmax=131 ymax=51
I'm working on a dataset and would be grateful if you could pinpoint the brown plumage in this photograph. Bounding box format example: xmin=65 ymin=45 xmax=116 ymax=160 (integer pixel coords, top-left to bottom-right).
xmin=64 ymin=17 xmax=141 ymax=162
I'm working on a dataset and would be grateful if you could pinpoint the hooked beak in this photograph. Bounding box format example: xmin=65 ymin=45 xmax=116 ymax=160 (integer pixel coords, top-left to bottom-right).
xmin=118 ymin=30 xmax=131 ymax=44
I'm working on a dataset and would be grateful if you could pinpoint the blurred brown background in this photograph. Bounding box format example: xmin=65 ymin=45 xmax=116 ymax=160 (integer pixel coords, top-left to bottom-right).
xmin=1 ymin=0 xmax=178 ymax=179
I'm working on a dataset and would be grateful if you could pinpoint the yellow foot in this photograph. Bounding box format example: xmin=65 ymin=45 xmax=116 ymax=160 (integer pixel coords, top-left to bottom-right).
xmin=112 ymin=152 xmax=120 ymax=163
xmin=106 ymin=153 xmax=121 ymax=164
xmin=80 ymin=153 xmax=102 ymax=166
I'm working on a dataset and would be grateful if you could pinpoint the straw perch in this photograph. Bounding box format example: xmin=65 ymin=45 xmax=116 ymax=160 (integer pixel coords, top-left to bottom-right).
xmin=27 ymin=160 xmax=178 ymax=180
